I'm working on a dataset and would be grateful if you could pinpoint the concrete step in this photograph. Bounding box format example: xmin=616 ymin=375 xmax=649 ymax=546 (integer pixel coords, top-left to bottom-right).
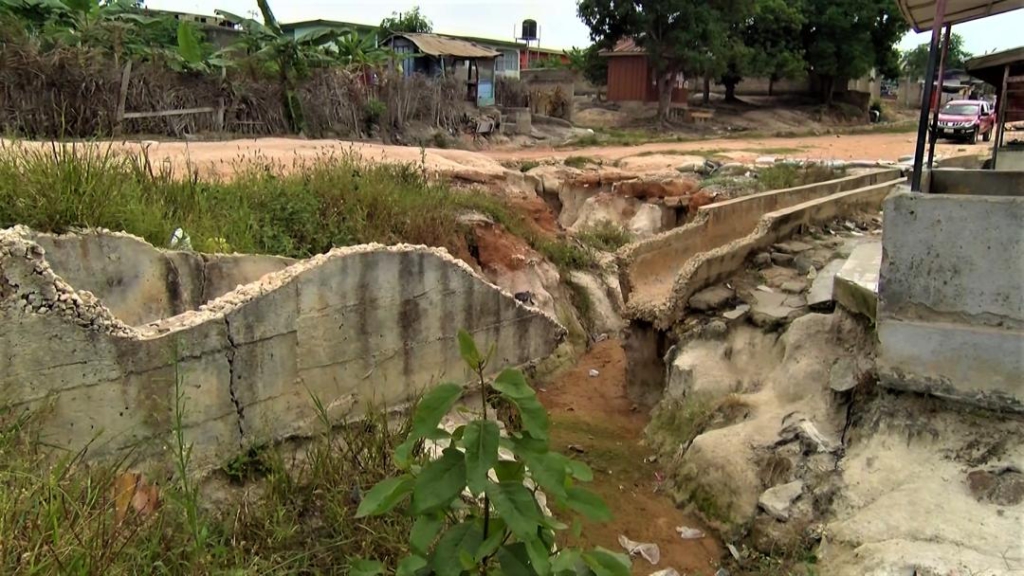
xmin=833 ymin=240 xmax=882 ymax=321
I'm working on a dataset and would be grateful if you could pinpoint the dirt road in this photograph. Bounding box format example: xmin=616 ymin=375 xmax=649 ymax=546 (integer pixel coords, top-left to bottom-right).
xmin=3 ymin=131 xmax=983 ymax=179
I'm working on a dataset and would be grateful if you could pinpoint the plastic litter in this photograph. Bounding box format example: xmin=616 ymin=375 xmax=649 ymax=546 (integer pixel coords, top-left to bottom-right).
xmin=618 ymin=535 xmax=660 ymax=565
xmin=675 ymin=525 xmax=705 ymax=540
xmin=588 ymin=369 xmax=600 ymax=378
xmin=649 ymin=569 xmax=679 ymax=576
xmin=169 ymin=228 xmax=192 ymax=251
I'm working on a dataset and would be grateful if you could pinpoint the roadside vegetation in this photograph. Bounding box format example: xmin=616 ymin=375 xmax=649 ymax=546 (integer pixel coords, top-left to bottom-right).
xmin=0 ymin=143 xmax=592 ymax=270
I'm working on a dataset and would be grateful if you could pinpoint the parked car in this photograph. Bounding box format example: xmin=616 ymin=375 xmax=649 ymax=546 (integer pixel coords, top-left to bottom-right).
xmin=937 ymin=100 xmax=995 ymax=144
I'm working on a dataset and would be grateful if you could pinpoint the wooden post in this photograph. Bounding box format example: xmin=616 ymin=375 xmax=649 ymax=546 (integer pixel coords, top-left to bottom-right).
xmin=115 ymin=61 xmax=132 ymax=135
xmin=991 ymin=64 xmax=1010 ymax=170
xmin=216 ymin=98 xmax=226 ymax=132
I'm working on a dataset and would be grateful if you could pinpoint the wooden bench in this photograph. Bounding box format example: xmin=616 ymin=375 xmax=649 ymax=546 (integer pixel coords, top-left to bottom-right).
xmin=686 ymin=109 xmax=715 ymax=124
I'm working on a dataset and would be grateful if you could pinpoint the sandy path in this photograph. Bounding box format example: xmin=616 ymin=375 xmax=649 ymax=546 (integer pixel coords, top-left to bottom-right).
xmin=2 ymin=132 xmax=984 ymax=179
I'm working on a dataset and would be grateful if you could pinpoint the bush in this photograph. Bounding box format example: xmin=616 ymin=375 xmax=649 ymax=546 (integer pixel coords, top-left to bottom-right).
xmin=756 ymin=163 xmax=846 ymax=192
xmin=575 ymin=221 xmax=634 ymax=252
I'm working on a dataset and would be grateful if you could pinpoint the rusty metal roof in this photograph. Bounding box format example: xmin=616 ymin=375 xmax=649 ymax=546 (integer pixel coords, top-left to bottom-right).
xmin=895 ymin=0 xmax=1022 ymax=32
xmin=599 ymin=38 xmax=646 ymax=56
xmin=387 ymin=33 xmax=499 ymax=59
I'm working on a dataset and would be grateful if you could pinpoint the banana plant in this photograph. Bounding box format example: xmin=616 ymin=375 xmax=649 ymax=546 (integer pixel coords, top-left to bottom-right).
xmin=217 ymin=0 xmax=345 ymax=133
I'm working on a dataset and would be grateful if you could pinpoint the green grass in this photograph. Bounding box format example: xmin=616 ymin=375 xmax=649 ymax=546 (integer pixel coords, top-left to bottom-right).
xmin=0 ymin=142 xmax=593 ymax=271
xmin=563 ymin=155 xmax=599 ymax=169
xmin=0 ymin=389 xmax=415 ymax=574
xmin=756 ymin=164 xmax=846 ymax=191
xmin=575 ymin=221 xmax=634 ymax=252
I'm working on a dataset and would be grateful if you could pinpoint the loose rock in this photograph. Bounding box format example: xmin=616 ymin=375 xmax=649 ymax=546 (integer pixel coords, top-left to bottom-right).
xmin=758 ymin=480 xmax=804 ymax=521
xmin=689 ymin=285 xmax=734 ymax=311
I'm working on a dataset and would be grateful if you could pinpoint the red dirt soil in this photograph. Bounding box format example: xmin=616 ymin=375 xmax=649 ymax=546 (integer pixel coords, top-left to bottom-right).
xmin=538 ymin=340 xmax=723 ymax=575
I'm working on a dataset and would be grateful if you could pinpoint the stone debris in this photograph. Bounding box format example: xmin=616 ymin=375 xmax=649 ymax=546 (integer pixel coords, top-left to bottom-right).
xmin=829 ymin=357 xmax=859 ymax=392
xmin=722 ymin=304 xmax=750 ymax=321
xmin=752 ymin=252 xmax=772 ymax=268
xmin=966 ymin=464 xmax=1024 ymax=506
xmin=749 ymin=290 xmax=805 ymax=328
xmin=772 ymin=240 xmax=813 ymax=254
xmin=688 ymin=285 xmax=734 ymax=311
xmin=758 ymin=480 xmax=804 ymax=521
xmin=780 ymin=280 xmax=807 ymax=294
xmin=770 ymin=252 xmax=794 ymax=266
xmin=779 ymin=416 xmax=841 ymax=453
xmin=618 ymin=535 xmax=661 ymax=565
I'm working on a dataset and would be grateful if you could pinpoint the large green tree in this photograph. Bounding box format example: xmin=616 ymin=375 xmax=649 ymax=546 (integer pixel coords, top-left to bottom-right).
xmin=800 ymin=0 xmax=905 ymax=103
xmin=577 ymin=0 xmax=752 ymax=119
xmin=743 ymin=0 xmax=807 ymax=97
xmin=901 ymin=32 xmax=972 ymax=80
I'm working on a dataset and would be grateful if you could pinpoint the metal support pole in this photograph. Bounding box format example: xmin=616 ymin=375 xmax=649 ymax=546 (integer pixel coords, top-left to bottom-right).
xmin=992 ymin=64 xmax=1010 ymax=170
xmin=927 ymin=24 xmax=952 ymax=169
xmin=910 ymin=0 xmax=948 ymax=191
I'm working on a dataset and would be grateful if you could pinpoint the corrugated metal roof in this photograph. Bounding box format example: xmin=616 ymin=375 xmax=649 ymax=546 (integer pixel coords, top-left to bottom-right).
xmin=966 ymin=47 xmax=1024 ymax=85
xmin=388 ymin=33 xmax=499 ymax=59
xmin=895 ymin=0 xmax=1022 ymax=33
xmin=599 ymin=38 xmax=646 ymax=57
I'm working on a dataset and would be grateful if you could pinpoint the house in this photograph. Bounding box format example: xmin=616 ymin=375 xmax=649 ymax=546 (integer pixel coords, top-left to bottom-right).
xmin=142 ymin=9 xmax=240 ymax=48
xmin=280 ymin=19 xmax=565 ymax=80
xmin=599 ymin=39 xmax=688 ymax=104
xmin=381 ymin=33 xmax=500 ymax=106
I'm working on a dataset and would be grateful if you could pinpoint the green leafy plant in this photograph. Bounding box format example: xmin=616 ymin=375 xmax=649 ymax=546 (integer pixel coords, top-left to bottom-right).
xmin=354 ymin=330 xmax=630 ymax=576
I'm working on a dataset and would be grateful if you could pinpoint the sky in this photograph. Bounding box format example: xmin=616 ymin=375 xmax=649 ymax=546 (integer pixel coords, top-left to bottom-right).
xmin=148 ymin=0 xmax=1023 ymax=54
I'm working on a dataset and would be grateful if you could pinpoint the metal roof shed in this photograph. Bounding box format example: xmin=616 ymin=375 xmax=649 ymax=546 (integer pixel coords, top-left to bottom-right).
xmin=383 ymin=33 xmax=500 ymax=107
xmin=965 ymin=47 xmax=1024 ymax=169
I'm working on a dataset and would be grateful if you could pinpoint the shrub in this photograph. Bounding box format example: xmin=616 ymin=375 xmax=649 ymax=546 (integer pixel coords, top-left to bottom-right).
xmin=354 ymin=330 xmax=630 ymax=576
xmin=575 ymin=221 xmax=634 ymax=252
xmin=756 ymin=163 xmax=846 ymax=192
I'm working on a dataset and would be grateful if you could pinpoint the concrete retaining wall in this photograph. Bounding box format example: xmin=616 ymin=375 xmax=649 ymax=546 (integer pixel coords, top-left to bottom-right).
xmin=653 ymin=180 xmax=898 ymax=329
xmin=924 ymin=168 xmax=1024 ymax=197
xmin=877 ymin=190 xmax=1024 ymax=411
xmin=618 ymin=169 xmax=903 ymax=321
xmin=0 ymin=228 xmax=564 ymax=473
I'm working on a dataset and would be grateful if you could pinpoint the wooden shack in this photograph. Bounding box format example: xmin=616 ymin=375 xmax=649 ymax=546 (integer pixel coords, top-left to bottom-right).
xmin=383 ymin=33 xmax=500 ymax=107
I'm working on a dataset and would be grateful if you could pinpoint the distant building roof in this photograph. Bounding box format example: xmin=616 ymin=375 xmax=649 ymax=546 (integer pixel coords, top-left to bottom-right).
xmin=280 ymin=19 xmax=377 ymax=33
xmin=384 ymin=33 xmax=500 ymax=59
xmin=966 ymin=47 xmax=1024 ymax=86
xmin=599 ymin=38 xmax=645 ymax=57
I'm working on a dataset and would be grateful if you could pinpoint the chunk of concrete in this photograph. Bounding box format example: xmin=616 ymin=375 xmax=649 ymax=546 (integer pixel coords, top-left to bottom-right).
xmin=829 ymin=357 xmax=859 ymax=392
xmin=749 ymin=290 xmax=806 ymax=328
xmin=834 ymin=241 xmax=881 ymax=321
xmin=770 ymin=252 xmax=794 ymax=266
xmin=807 ymin=259 xmax=845 ymax=310
xmin=773 ymin=240 xmax=813 ymax=254
xmin=689 ymin=285 xmax=734 ymax=312
xmin=722 ymin=304 xmax=750 ymax=321
xmin=781 ymin=280 xmax=807 ymax=294
xmin=758 ymin=481 xmax=804 ymax=521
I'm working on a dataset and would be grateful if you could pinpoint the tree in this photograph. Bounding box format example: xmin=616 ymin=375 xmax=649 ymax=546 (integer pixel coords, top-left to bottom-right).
xmin=379 ymin=5 xmax=431 ymax=35
xmin=901 ymin=32 xmax=972 ymax=80
xmin=566 ymin=45 xmax=608 ymax=86
xmin=743 ymin=0 xmax=807 ymax=96
xmin=800 ymin=0 xmax=906 ymax=103
xmin=577 ymin=0 xmax=751 ymax=120
xmin=218 ymin=0 xmax=345 ymax=133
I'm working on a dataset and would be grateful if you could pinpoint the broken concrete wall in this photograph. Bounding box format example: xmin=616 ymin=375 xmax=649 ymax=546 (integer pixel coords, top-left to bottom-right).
xmin=878 ymin=190 xmax=1024 ymax=411
xmin=30 ymin=230 xmax=295 ymax=326
xmin=618 ymin=169 xmax=902 ymax=313
xmin=639 ymin=179 xmax=899 ymax=329
xmin=0 ymin=228 xmax=565 ymax=473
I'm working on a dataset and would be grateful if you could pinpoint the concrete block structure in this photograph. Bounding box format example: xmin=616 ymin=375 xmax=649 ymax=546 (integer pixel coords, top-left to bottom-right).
xmin=878 ymin=181 xmax=1024 ymax=411
xmin=0 ymin=228 xmax=564 ymax=473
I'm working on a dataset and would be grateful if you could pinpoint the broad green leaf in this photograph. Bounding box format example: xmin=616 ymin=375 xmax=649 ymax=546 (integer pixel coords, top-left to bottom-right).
xmin=464 ymin=420 xmax=500 ymax=495
xmin=413 ymin=448 xmax=467 ymax=514
xmin=581 ymin=548 xmax=631 ymax=576
xmin=348 ymin=559 xmax=384 ymax=576
xmin=551 ymin=549 xmax=582 ymax=575
xmin=497 ymin=543 xmax=538 ymax=576
xmin=566 ymin=459 xmax=594 ymax=482
xmin=459 ymin=549 xmax=476 ymax=570
xmin=519 ymin=450 xmax=568 ymax=499
xmin=492 ymin=368 xmax=534 ymax=399
xmin=510 ymin=395 xmax=550 ymax=441
xmin=408 ymin=383 xmax=462 ymax=443
xmin=396 ymin=555 xmax=428 ymax=576
xmin=355 ymin=474 xmax=414 ymax=518
xmin=410 ymin=514 xmax=443 ymax=556
xmin=512 ymin=434 xmax=549 ymax=455
xmin=565 ymin=487 xmax=611 ymax=522
xmin=475 ymin=518 xmax=508 ymax=562
xmin=457 ymin=329 xmax=482 ymax=369
xmin=394 ymin=439 xmax=416 ymax=470
xmin=525 ymin=538 xmax=552 ymax=576
xmin=432 ymin=521 xmax=485 ymax=576
xmin=486 ymin=481 xmax=544 ymax=540
xmin=494 ymin=460 xmax=526 ymax=483
xmin=571 ymin=518 xmax=583 ymax=539
xmin=176 ymin=20 xmax=202 ymax=64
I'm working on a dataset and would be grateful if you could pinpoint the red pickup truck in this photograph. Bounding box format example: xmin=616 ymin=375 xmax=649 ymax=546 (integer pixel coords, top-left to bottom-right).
xmin=937 ymin=99 xmax=996 ymax=144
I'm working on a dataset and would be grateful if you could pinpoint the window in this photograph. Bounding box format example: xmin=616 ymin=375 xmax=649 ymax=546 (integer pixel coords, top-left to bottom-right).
xmin=495 ymin=50 xmax=519 ymax=74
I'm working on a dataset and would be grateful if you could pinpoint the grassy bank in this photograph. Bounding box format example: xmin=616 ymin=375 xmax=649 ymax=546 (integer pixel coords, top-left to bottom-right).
xmin=0 ymin=143 xmax=592 ymax=269
xmin=0 ymin=397 xmax=413 ymax=574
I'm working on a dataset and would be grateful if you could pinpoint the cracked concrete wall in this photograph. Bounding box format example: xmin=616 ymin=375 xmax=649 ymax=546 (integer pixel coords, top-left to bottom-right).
xmin=878 ymin=190 xmax=1024 ymax=411
xmin=0 ymin=228 xmax=565 ymax=473
xmin=29 ymin=230 xmax=295 ymax=326
xmin=617 ymin=169 xmax=902 ymax=307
